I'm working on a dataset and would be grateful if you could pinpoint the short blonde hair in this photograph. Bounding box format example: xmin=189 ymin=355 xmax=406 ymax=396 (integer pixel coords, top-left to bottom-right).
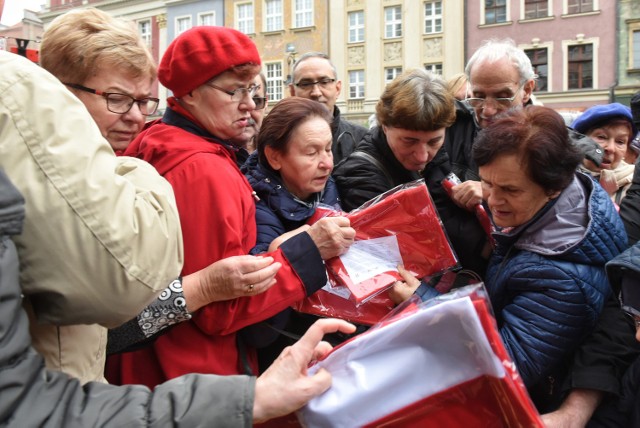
xmin=40 ymin=8 xmax=156 ymax=84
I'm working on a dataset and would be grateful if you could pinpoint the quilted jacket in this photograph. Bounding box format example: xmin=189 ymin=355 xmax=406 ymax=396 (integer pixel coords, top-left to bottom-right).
xmin=486 ymin=173 xmax=627 ymax=411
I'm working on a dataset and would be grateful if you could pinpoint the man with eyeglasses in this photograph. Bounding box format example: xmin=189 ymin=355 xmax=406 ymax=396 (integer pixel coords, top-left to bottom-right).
xmin=440 ymin=39 xmax=636 ymax=426
xmin=232 ymin=73 xmax=268 ymax=164
xmin=289 ymin=52 xmax=368 ymax=165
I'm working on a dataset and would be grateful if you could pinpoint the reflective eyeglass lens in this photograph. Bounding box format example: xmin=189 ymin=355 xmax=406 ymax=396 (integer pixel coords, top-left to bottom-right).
xmin=231 ymin=86 xmax=259 ymax=102
xmin=253 ymin=97 xmax=266 ymax=110
xmin=107 ymin=94 xmax=134 ymax=114
xmin=143 ymin=99 xmax=159 ymax=115
xmin=106 ymin=94 xmax=158 ymax=116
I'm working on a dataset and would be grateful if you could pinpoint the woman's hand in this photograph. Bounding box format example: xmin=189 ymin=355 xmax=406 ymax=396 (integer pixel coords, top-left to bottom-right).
xmin=182 ymin=255 xmax=281 ymax=311
xmin=450 ymin=180 xmax=484 ymax=211
xmin=388 ymin=265 xmax=421 ymax=305
xmin=307 ymin=216 xmax=356 ymax=260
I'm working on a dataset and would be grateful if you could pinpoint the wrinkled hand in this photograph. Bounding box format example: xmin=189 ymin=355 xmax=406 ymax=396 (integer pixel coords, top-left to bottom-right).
xmin=182 ymin=255 xmax=281 ymax=312
xmin=540 ymin=388 xmax=603 ymax=428
xmin=540 ymin=411 xmax=580 ymax=428
xmin=388 ymin=265 xmax=421 ymax=305
xmin=450 ymin=180 xmax=483 ymax=211
xmin=253 ymin=318 xmax=356 ymax=423
xmin=599 ymin=169 xmax=619 ymax=195
xmin=307 ymin=216 xmax=356 ymax=260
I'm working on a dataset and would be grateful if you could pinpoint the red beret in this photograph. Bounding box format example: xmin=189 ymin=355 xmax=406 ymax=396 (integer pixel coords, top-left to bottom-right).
xmin=159 ymin=26 xmax=261 ymax=98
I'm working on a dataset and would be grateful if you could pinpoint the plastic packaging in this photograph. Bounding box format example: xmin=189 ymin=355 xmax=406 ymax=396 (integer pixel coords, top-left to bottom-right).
xmin=297 ymin=284 xmax=543 ymax=428
xmin=313 ymin=179 xmax=459 ymax=305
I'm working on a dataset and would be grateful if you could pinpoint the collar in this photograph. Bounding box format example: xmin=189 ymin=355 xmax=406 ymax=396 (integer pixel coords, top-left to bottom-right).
xmin=163 ymin=97 xmax=241 ymax=164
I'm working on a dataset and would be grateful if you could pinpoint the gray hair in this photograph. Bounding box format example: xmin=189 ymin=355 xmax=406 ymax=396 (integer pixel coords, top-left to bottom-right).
xmin=465 ymin=38 xmax=537 ymax=85
xmin=291 ymin=52 xmax=338 ymax=80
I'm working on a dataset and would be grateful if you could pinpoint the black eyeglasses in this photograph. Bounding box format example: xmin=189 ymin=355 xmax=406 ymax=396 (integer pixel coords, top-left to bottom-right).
xmin=63 ymin=83 xmax=159 ymax=116
xmin=294 ymin=78 xmax=336 ymax=90
xmin=465 ymin=82 xmax=525 ymax=110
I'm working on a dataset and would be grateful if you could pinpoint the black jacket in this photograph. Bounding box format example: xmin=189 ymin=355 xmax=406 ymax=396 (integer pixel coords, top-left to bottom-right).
xmin=620 ymin=161 xmax=640 ymax=245
xmin=331 ymin=105 xmax=369 ymax=166
xmin=333 ymin=126 xmax=489 ymax=277
xmin=587 ymin=242 xmax=640 ymax=427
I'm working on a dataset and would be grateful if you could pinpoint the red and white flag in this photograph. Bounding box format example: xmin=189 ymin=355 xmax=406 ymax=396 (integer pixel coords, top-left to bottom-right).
xmin=297 ymin=285 xmax=543 ymax=427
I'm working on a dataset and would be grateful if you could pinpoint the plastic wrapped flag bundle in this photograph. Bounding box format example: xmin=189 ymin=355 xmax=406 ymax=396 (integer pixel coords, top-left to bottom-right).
xmin=294 ymin=179 xmax=459 ymax=325
xmin=319 ymin=179 xmax=459 ymax=305
xmin=297 ymin=284 xmax=544 ymax=428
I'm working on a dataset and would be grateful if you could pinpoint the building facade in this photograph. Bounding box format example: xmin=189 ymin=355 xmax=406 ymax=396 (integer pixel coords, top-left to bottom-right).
xmin=224 ymin=0 xmax=329 ymax=108
xmin=28 ymin=0 xmax=640 ymax=114
xmin=616 ymin=0 xmax=640 ymax=104
xmin=40 ymin=0 xmax=169 ymax=105
xmin=329 ymin=0 xmax=465 ymax=124
xmin=466 ymin=0 xmax=616 ymax=111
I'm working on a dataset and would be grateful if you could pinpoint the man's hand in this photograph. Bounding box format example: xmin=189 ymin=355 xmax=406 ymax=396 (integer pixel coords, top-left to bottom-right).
xmin=182 ymin=255 xmax=281 ymax=312
xmin=307 ymin=216 xmax=356 ymax=260
xmin=540 ymin=388 xmax=603 ymax=428
xmin=450 ymin=180 xmax=483 ymax=211
xmin=253 ymin=318 xmax=357 ymax=423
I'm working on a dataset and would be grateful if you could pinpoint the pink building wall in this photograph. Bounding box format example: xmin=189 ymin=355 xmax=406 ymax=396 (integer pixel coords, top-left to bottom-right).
xmin=465 ymin=1 xmax=616 ymax=110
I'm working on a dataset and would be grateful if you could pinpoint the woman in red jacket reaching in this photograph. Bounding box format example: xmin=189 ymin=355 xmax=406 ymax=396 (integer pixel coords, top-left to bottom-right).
xmin=107 ymin=26 xmax=354 ymax=388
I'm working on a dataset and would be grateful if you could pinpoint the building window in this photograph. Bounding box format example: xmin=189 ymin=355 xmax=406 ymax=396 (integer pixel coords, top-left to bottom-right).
xmin=524 ymin=0 xmax=548 ymax=19
xmin=138 ymin=19 xmax=151 ymax=46
xmin=349 ymin=70 xmax=365 ymax=98
xmin=348 ymin=11 xmax=365 ymax=43
xmin=485 ymin=0 xmax=507 ymax=24
xmin=567 ymin=0 xmax=594 ymax=14
xmin=632 ymin=29 xmax=640 ymax=69
xmin=265 ymin=0 xmax=283 ymax=32
xmin=525 ymin=48 xmax=548 ymax=91
xmin=424 ymin=63 xmax=443 ymax=75
xmin=568 ymin=44 xmax=593 ymax=89
xmin=294 ymin=0 xmax=313 ymax=28
xmin=265 ymin=63 xmax=283 ymax=102
xmin=384 ymin=6 xmax=402 ymax=39
xmin=424 ymin=1 xmax=442 ymax=34
xmin=198 ymin=12 xmax=215 ymax=26
xmin=385 ymin=67 xmax=403 ymax=84
xmin=175 ymin=16 xmax=192 ymax=35
xmin=237 ymin=3 xmax=255 ymax=34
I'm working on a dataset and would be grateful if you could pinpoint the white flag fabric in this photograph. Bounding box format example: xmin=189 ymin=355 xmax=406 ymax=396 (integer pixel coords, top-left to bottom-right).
xmin=297 ymin=290 xmax=542 ymax=427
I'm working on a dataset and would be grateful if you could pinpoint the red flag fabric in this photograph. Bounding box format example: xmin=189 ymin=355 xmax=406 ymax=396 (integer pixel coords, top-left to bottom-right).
xmin=297 ymin=284 xmax=543 ymax=427
xmin=319 ymin=179 xmax=459 ymax=305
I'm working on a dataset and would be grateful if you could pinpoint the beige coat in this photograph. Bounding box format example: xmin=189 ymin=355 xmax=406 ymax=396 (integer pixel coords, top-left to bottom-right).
xmin=0 ymin=51 xmax=183 ymax=383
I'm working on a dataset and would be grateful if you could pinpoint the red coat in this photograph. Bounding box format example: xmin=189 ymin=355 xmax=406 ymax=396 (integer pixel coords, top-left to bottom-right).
xmin=106 ymin=102 xmax=325 ymax=388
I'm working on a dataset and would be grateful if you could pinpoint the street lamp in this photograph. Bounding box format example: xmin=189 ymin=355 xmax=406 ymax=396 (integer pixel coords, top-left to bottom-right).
xmin=284 ymin=42 xmax=297 ymax=85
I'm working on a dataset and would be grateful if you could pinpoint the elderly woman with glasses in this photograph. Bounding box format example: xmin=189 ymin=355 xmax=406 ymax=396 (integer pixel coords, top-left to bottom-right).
xmin=39 ymin=8 xmax=287 ymax=385
xmin=40 ymin=8 xmax=158 ymax=155
xmin=106 ymin=26 xmax=354 ymax=389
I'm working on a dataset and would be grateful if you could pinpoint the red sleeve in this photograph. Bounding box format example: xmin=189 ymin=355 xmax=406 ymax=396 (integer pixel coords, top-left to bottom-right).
xmin=165 ymin=153 xmax=309 ymax=335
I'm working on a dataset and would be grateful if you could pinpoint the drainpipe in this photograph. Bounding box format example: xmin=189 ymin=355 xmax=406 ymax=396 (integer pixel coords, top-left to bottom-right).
xmin=610 ymin=1 xmax=620 ymax=103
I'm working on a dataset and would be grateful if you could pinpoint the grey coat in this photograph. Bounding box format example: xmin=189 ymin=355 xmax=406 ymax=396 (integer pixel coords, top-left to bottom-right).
xmin=0 ymin=169 xmax=255 ymax=427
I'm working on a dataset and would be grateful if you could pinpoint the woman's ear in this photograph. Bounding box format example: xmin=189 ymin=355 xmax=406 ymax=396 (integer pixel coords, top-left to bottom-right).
xmin=265 ymin=146 xmax=281 ymax=171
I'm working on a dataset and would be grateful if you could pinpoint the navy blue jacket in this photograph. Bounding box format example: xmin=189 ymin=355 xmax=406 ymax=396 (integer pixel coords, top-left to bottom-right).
xmin=242 ymin=152 xmax=341 ymax=254
xmin=486 ymin=173 xmax=627 ymax=411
